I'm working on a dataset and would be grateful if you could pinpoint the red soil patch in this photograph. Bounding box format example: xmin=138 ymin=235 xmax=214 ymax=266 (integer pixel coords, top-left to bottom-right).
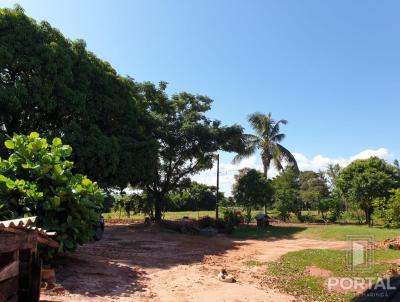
xmin=41 ymin=224 xmax=346 ymax=302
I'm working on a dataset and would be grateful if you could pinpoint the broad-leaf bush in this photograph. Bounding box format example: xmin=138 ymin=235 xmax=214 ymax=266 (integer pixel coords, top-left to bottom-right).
xmin=0 ymin=133 xmax=104 ymax=260
xmin=374 ymin=189 xmax=400 ymax=228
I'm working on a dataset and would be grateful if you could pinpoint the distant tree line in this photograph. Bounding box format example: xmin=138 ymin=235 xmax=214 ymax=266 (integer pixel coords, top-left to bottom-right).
xmin=232 ymin=158 xmax=400 ymax=226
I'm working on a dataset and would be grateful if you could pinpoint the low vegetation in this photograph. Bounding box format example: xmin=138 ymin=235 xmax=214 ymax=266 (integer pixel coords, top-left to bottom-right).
xmin=268 ymin=248 xmax=400 ymax=302
xmin=0 ymin=133 xmax=104 ymax=259
xmin=103 ymin=210 xmax=216 ymax=221
xmin=233 ymin=168 xmax=272 ymax=221
xmin=233 ymin=224 xmax=400 ymax=241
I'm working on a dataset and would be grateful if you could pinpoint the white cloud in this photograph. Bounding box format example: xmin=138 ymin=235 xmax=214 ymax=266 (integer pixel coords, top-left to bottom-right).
xmin=350 ymin=148 xmax=392 ymax=162
xmin=192 ymin=148 xmax=395 ymax=196
xmin=293 ymin=148 xmax=393 ymax=172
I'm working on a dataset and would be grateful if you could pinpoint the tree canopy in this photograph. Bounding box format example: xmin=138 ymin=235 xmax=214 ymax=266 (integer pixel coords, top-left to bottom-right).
xmin=234 ymin=112 xmax=298 ymax=178
xmin=140 ymin=82 xmax=246 ymax=221
xmin=336 ymin=157 xmax=399 ymax=225
xmin=325 ymin=163 xmax=342 ymax=191
xmin=299 ymin=170 xmax=329 ymax=210
xmin=233 ymin=168 xmax=273 ymax=219
xmin=0 ymin=7 xmax=157 ymax=188
xmin=168 ymin=181 xmax=224 ymax=211
xmin=272 ymin=167 xmax=301 ymax=221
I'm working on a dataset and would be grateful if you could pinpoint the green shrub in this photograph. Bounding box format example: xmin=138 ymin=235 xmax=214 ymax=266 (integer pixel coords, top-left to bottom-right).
xmin=222 ymin=210 xmax=243 ymax=233
xmin=317 ymin=197 xmax=343 ymax=222
xmin=374 ymin=189 xmax=400 ymax=228
xmin=300 ymin=212 xmax=320 ymax=223
xmin=225 ymin=210 xmax=243 ymax=225
xmin=0 ymin=133 xmax=104 ymax=260
xmin=195 ymin=211 xmax=242 ymax=234
xmin=274 ymin=200 xmax=291 ymax=221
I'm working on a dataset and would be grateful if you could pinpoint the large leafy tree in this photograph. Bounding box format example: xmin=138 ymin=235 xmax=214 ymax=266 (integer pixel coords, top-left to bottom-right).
xmin=233 ymin=168 xmax=273 ymax=219
xmin=325 ymin=163 xmax=342 ymax=191
xmin=140 ymin=82 xmax=246 ymax=221
xmin=374 ymin=189 xmax=400 ymax=228
xmin=234 ymin=112 xmax=298 ymax=178
xmin=168 ymin=181 xmax=224 ymax=211
xmin=336 ymin=157 xmax=399 ymax=226
xmin=0 ymin=6 xmax=157 ymax=188
xmin=272 ymin=167 xmax=301 ymax=221
xmin=299 ymin=170 xmax=329 ymax=210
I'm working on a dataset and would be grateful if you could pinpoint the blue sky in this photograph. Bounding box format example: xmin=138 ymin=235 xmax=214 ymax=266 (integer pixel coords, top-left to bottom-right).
xmin=2 ymin=0 xmax=399 ymax=193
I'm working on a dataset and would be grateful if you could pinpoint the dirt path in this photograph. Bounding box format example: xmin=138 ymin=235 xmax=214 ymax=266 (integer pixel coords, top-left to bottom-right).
xmin=41 ymin=224 xmax=346 ymax=302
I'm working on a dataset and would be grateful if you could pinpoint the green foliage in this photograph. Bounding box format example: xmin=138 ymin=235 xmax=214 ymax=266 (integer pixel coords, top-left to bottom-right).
xmin=234 ymin=112 xmax=298 ymax=178
xmin=140 ymin=82 xmax=246 ymax=221
xmin=233 ymin=223 xmax=400 ymax=241
xmin=196 ymin=210 xmax=244 ymax=234
xmin=219 ymin=196 xmax=236 ymax=208
xmin=317 ymin=197 xmax=343 ymax=222
xmin=299 ymin=170 xmax=329 ymax=210
xmin=102 ymin=191 xmax=116 ymax=213
xmin=336 ymin=157 xmax=399 ymax=225
xmin=0 ymin=7 xmax=157 ymax=188
xmin=113 ymin=192 xmax=153 ymax=218
xmin=0 ymin=133 xmax=104 ymax=260
xmin=168 ymin=181 xmax=223 ymax=211
xmin=195 ymin=211 xmax=242 ymax=234
xmin=269 ymin=249 xmax=400 ymax=302
xmin=325 ymin=163 xmax=342 ymax=191
xmin=374 ymin=189 xmax=400 ymax=228
xmin=394 ymin=160 xmax=400 ymax=180
xmin=272 ymin=168 xmax=301 ymax=221
xmin=233 ymin=168 xmax=273 ymax=219
xmin=223 ymin=209 xmax=243 ymax=232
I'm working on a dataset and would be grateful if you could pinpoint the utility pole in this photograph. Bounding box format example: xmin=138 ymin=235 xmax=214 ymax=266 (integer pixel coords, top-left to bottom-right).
xmin=216 ymin=154 xmax=220 ymax=219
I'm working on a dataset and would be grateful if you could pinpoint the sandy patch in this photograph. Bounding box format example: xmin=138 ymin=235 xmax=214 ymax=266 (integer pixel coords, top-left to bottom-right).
xmin=305 ymin=266 xmax=332 ymax=278
xmin=41 ymin=224 xmax=346 ymax=302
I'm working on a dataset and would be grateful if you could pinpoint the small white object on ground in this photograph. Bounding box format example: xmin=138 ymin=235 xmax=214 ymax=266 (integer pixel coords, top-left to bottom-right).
xmin=217 ymin=269 xmax=236 ymax=283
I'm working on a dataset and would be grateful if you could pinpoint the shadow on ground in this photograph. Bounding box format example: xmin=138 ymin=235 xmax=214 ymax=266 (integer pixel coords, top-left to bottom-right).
xmin=53 ymin=223 xmax=289 ymax=298
xmin=53 ymin=253 xmax=148 ymax=298
xmin=232 ymin=224 xmax=307 ymax=240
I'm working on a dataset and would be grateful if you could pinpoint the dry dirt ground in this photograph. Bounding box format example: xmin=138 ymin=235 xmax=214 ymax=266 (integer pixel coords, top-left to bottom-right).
xmin=41 ymin=224 xmax=346 ymax=302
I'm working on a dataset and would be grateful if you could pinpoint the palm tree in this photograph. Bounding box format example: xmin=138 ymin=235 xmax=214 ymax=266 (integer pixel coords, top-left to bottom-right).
xmin=234 ymin=112 xmax=298 ymax=178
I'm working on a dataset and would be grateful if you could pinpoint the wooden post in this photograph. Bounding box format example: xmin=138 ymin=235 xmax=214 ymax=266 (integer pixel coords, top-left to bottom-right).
xmin=216 ymin=154 xmax=220 ymax=220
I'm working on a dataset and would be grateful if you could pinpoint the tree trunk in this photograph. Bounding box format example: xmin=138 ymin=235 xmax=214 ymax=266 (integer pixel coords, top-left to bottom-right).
xmin=154 ymin=203 xmax=162 ymax=222
xmin=262 ymin=159 xmax=269 ymax=178
xmin=246 ymin=208 xmax=252 ymax=224
xmin=261 ymin=155 xmax=270 ymax=215
xmin=365 ymin=207 xmax=372 ymax=227
xmin=154 ymin=197 xmax=163 ymax=222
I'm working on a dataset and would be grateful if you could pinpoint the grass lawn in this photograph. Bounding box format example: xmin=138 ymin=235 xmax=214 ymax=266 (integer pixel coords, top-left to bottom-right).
xmin=103 ymin=210 xmax=216 ymax=221
xmin=104 ymin=210 xmax=400 ymax=242
xmin=103 ymin=210 xmax=400 ymax=241
xmin=233 ymin=224 xmax=400 ymax=241
xmin=268 ymin=248 xmax=400 ymax=302
xmin=103 ymin=209 xmax=276 ymax=222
